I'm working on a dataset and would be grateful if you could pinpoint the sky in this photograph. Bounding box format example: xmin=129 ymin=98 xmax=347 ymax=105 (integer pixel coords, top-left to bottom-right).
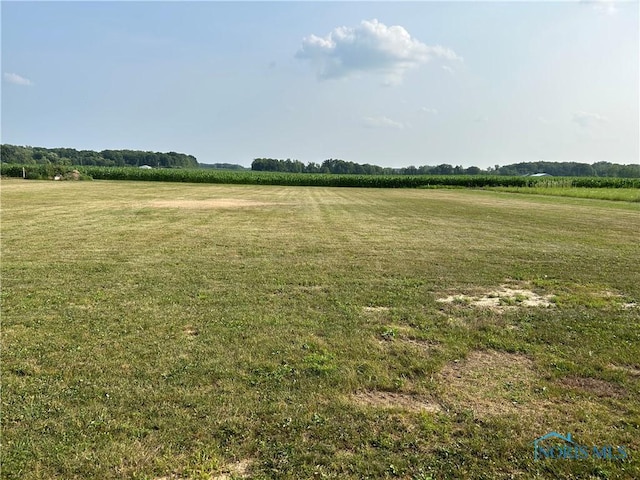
xmin=1 ymin=1 xmax=638 ymax=169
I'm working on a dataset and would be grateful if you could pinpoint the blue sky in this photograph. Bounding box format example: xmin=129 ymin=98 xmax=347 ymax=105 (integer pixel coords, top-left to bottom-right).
xmin=2 ymin=1 xmax=638 ymax=168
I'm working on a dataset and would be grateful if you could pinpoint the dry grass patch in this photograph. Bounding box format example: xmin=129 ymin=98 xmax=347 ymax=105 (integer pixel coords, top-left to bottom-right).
xmin=363 ymin=306 xmax=391 ymax=313
xmin=558 ymin=376 xmax=627 ymax=399
xmin=154 ymin=460 xmax=253 ymax=480
xmin=149 ymin=199 xmax=278 ymax=209
xmin=608 ymin=363 xmax=640 ymax=377
xmin=212 ymin=459 xmax=253 ymax=480
xmin=352 ymin=391 xmax=442 ymax=413
xmin=437 ymin=350 xmax=537 ymax=417
xmin=401 ymin=338 xmax=441 ymax=353
xmin=295 ymin=284 xmax=326 ymax=292
xmin=437 ymin=284 xmax=554 ymax=312
xmin=183 ymin=325 xmax=199 ymax=338
xmin=444 ymin=316 xmax=470 ymax=328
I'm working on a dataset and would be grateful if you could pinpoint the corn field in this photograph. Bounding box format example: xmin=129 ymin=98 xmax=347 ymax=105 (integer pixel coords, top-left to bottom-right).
xmin=2 ymin=164 xmax=639 ymax=189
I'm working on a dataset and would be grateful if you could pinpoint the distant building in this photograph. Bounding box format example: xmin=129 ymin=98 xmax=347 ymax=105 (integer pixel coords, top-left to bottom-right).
xmin=139 ymin=165 xmax=153 ymax=169
xmin=527 ymin=173 xmax=551 ymax=177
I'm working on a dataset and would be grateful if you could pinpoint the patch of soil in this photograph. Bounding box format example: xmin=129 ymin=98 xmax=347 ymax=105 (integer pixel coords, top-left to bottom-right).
xmin=352 ymin=391 xmax=442 ymax=413
xmin=149 ymin=199 xmax=276 ymax=209
xmin=437 ymin=284 xmax=554 ymax=312
xmin=401 ymin=338 xmax=441 ymax=352
xmin=155 ymin=459 xmax=254 ymax=480
xmin=558 ymin=376 xmax=626 ymax=399
xmin=213 ymin=459 xmax=252 ymax=480
xmin=437 ymin=350 xmax=537 ymax=417
xmin=183 ymin=325 xmax=198 ymax=338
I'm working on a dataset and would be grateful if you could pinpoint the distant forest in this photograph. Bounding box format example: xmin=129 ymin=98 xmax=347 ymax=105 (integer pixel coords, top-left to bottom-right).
xmin=0 ymin=144 xmax=198 ymax=168
xmin=252 ymin=158 xmax=640 ymax=178
xmin=199 ymin=163 xmax=248 ymax=170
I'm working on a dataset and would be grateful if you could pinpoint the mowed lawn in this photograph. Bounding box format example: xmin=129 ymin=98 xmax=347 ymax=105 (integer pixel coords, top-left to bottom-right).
xmin=2 ymin=178 xmax=639 ymax=479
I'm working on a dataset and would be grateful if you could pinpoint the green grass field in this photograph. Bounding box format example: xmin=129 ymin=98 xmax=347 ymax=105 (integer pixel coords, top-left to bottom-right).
xmin=486 ymin=187 xmax=640 ymax=203
xmin=2 ymin=178 xmax=639 ymax=479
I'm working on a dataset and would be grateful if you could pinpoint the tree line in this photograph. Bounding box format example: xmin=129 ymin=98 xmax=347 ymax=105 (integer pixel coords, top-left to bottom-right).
xmin=199 ymin=163 xmax=248 ymax=170
xmin=2 ymin=144 xmax=638 ymax=177
xmin=251 ymin=158 xmax=473 ymax=175
xmin=251 ymin=158 xmax=640 ymax=178
xmin=491 ymin=161 xmax=640 ymax=178
xmin=0 ymin=144 xmax=199 ymax=168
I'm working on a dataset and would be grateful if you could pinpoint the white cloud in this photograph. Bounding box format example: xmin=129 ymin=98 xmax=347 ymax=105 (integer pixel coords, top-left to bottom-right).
xmin=441 ymin=65 xmax=455 ymax=74
xmin=572 ymin=111 xmax=609 ymax=127
xmin=3 ymin=72 xmax=34 ymax=86
xmin=296 ymin=19 xmax=461 ymax=84
xmin=362 ymin=115 xmax=406 ymax=129
xmin=420 ymin=107 xmax=438 ymax=115
xmin=580 ymin=0 xmax=619 ymax=15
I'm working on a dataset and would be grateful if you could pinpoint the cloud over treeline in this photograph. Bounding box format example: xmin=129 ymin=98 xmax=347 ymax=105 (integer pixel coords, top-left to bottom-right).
xmin=296 ymin=19 xmax=461 ymax=84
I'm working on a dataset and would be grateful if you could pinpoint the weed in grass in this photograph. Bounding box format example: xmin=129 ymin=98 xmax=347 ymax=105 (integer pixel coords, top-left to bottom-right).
xmin=379 ymin=327 xmax=397 ymax=341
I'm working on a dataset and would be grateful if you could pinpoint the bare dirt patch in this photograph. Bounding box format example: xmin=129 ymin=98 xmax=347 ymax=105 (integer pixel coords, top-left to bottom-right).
xmin=401 ymin=338 xmax=441 ymax=353
xmin=352 ymin=391 xmax=442 ymax=413
xmin=437 ymin=284 xmax=554 ymax=312
xmin=154 ymin=458 xmax=252 ymax=480
xmin=558 ymin=376 xmax=626 ymax=399
xmin=149 ymin=199 xmax=277 ymax=209
xmin=213 ymin=459 xmax=252 ymax=480
xmin=183 ymin=325 xmax=198 ymax=338
xmin=437 ymin=350 xmax=537 ymax=417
